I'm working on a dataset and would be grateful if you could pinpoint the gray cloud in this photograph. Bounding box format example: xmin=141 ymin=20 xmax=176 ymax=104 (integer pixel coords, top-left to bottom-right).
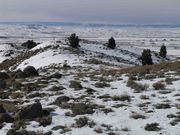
xmin=0 ymin=0 xmax=180 ymax=23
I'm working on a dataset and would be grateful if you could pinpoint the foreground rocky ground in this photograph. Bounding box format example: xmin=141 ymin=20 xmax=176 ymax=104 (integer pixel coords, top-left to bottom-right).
xmin=0 ymin=40 xmax=179 ymax=135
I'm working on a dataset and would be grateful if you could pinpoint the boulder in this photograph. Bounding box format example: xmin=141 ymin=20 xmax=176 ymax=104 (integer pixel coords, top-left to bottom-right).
xmin=0 ymin=79 xmax=7 ymax=89
xmin=0 ymin=72 xmax=10 ymax=80
xmin=0 ymin=113 xmax=13 ymax=123
xmin=23 ymin=66 xmax=39 ymax=77
xmin=17 ymin=102 xmax=42 ymax=120
xmin=0 ymin=105 xmax=6 ymax=113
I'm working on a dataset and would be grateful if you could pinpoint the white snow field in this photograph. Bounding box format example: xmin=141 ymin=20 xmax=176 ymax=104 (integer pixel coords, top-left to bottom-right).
xmin=0 ymin=24 xmax=179 ymax=135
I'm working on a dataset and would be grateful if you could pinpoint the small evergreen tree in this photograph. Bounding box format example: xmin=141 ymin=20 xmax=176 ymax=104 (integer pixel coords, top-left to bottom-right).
xmin=141 ymin=49 xmax=153 ymax=66
xmin=159 ymin=44 xmax=167 ymax=58
xmin=68 ymin=33 xmax=80 ymax=48
xmin=107 ymin=37 xmax=116 ymax=49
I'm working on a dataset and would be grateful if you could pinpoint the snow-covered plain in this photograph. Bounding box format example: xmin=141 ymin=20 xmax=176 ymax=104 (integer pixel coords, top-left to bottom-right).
xmin=0 ymin=24 xmax=180 ymax=135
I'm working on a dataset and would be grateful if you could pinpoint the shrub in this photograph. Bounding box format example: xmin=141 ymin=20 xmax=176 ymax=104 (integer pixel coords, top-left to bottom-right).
xmin=107 ymin=37 xmax=116 ymax=49
xmin=144 ymin=123 xmax=161 ymax=131
xmin=94 ymin=82 xmax=110 ymax=88
xmin=141 ymin=49 xmax=153 ymax=66
xmin=68 ymin=33 xmax=80 ymax=48
xmin=155 ymin=103 xmax=171 ymax=109
xmin=75 ymin=116 xmax=89 ymax=128
xmin=22 ymin=40 xmax=38 ymax=49
xmin=112 ymin=94 xmax=131 ymax=102
xmin=127 ymin=79 xmax=148 ymax=93
xmin=152 ymin=81 xmax=166 ymax=90
xmin=130 ymin=113 xmax=146 ymax=119
xmin=71 ymin=103 xmax=94 ymax=116
xmin=159 ymin=44 xmax=167 ymax=58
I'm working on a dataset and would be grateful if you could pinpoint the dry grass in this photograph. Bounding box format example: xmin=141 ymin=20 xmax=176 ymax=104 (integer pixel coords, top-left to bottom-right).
xmin=0 ymin=49 xmax=41 ymax=71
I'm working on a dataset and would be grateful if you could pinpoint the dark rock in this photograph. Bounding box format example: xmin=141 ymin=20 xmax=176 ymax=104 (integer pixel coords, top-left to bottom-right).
xmin=6 ymin=129 xmax=37 ymax=135
xmin=17 ymin=102 xmax=42 ymax=120
xmin=42 ymin=108 xmax=54 ymax=116
xmin=0 ymin=113 xmax=13 ymax=123
xmin=0 ymin=105 xmax=6 ymax=113
xmin=0 ymin=79 xmax=7 ymax=89
xmin=155 ymin=103 xmax=171 ymax=109
xmin=23 ymin=66 xmax=39 ymax=77
xmin=13 ymin=70 xmax=27 ymax=78
xmin=6 ymin=129 xmax=20 ymax=135
xmin=49 ymin=73 xmax=62 ymax=79
xmin=44 ymin=131 xmax=52 ymax=135
xmin=0 ymin=72 xmax=10 ymax=80
xmin=48 ymin=86 xmax=65 ymax=92
xmin=145 ymin=123 xmax=161 ymax=131
xmin=4 ymin=50 xmax=14 ymax=57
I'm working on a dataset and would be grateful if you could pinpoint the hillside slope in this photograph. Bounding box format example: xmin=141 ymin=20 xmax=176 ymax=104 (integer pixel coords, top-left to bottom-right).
xmin=0 ymin=39 xmax=179 ymax=135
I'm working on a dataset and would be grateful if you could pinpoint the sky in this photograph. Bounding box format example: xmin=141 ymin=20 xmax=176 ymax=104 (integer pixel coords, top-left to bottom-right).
xmin=0 ymin=0 xmax=180 ymax=24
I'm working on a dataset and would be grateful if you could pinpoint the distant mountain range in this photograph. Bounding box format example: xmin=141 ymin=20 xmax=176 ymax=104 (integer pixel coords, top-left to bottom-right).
xmin=0 ymin=22 xmax=180 ymax=28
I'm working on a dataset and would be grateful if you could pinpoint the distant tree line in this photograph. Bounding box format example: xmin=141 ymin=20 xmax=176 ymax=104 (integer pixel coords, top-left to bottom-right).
xmin=67 ymin=33 xmax=167 ymax=66
xmin=141 ymin=45 xmax=167 ymax=66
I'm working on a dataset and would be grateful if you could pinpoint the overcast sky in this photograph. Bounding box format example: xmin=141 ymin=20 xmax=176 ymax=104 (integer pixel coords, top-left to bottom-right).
xmin=0 ymin=0 xmax=180 ymax=24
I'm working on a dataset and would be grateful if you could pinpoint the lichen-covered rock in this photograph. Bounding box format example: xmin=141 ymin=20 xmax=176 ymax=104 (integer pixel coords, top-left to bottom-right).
xmin=17 ymin=102 xmax=42 ymax=120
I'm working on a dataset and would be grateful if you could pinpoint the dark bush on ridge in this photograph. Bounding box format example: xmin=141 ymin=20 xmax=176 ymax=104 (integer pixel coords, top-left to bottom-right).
xmin=22 ymin=40 xmax=38 ymax=49
xmin=107 ymin=37 xmax=116 ymax=49
xmin=68 ymin=33 xmax=80 ymax=48
xmin=141 ymin=49 xmax=153 ymax=66
xmin=159 ymin=44 xmax=167 ymax=58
